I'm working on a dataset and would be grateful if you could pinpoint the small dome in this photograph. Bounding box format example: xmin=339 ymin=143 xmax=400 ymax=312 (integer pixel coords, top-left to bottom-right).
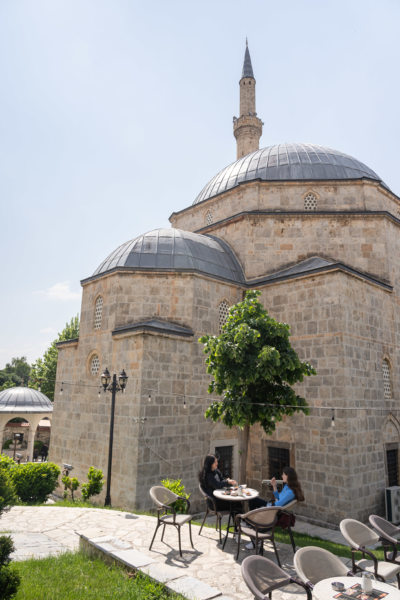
xmin=89 ymin=228 xmax=244 ymax=283
xmin=0 ymin=387 xmax=53 ymax=413
xmin=194 ymin=142 xmax=389 ymax=204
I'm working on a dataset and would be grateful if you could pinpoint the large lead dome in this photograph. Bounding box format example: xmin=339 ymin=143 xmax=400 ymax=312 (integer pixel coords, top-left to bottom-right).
xmin=194 ymin=142 xmax=388 ymax=204
xmin=89 ymin=228 xmax=244 ymax=283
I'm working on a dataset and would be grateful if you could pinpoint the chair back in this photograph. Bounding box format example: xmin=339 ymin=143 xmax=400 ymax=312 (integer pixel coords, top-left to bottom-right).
xmin=294 ymin=546 xmax=348 ymax=585
xmin=149 ymin=485 xmax=178 ymax=508
xmin=282 ymin=499 xmax=297 ymax=512
xmin=369 ymin=514 xmax=400 ymax=545
xmin=241 ymin=555 xmax=290 ymax=598
xmin=198 ymin=483 xmax=209 ymax=499
xmin=244 ymin=506 xmax=280 ymax=529
xmin=340 ymin=518 xmax=379 ymax=548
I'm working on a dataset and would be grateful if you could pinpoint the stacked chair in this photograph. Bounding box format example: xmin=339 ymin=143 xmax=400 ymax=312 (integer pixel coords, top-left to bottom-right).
xmin=340 ymin=518 xmax=400 ymax=587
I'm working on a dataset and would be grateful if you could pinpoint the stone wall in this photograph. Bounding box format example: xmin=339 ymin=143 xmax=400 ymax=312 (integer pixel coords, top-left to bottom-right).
xmin=171 ymin=180 xmax=400 ymax=234
xmin=245 ymin=269 xmax=398 ymax=525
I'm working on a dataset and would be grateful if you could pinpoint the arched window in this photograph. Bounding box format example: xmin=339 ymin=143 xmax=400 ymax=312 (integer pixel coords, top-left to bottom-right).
xmin=94 ymin=296 xmax=103 ymax=330
xmin=206 ymin=209 xmax=213 ymax=226
xmin=90 ymin=354 xmax=100 ymax=376
xmin=218 ymin=301 xmax=230 ymax=333
xmin=382 ymin=359 xmax=392 ymax=399
xmin=304 ymin=192 xmax=318 ymax=211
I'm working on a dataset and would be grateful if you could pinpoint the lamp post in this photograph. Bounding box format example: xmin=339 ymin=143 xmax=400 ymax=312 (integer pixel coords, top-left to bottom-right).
xmin=101 ymin=367 xmax=128 ymax=506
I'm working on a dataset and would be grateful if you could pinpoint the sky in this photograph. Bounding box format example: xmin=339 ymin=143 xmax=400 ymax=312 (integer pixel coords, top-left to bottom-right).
xmin=0 ymin=0 xmax=399 ymax=368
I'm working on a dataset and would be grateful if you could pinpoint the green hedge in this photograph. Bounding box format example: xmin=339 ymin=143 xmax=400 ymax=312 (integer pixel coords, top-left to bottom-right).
xmin=11 ymin=462 xmax=60 ymax=504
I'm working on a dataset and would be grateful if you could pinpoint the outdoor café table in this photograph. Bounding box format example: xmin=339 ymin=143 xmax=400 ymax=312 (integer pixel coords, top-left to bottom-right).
xmin=313 ymin=576 xmax=400 ymax=600
xmin=213 ymin=487 xmax=259 ymax=549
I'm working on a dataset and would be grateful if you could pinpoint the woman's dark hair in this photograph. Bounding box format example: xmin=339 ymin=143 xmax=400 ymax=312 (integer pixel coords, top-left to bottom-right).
xmin=199 ymin=454 xmax=216 ymax=488
xmin=283 ymin=466 xmax=305 ymax=502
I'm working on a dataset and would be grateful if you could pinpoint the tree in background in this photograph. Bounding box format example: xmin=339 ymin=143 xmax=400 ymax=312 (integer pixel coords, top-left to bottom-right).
xmin=199 ymin=290 xmax=316 ymax=480
xmin=0 ymin=357 xmax=31 ymax=391
xmin=30 ymin=316 xmax=79 ymax=400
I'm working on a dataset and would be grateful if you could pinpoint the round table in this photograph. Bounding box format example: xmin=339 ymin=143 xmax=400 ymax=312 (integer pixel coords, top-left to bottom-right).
xmin=313 ymin=576 xmax=400 ymax=600
xmin=213 ymin=488 xmax=259 ymax=549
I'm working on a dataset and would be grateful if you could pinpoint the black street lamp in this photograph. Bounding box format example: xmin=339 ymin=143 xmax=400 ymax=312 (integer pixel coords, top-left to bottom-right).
xmin=101 ymin=368 xmax=128 ymax=506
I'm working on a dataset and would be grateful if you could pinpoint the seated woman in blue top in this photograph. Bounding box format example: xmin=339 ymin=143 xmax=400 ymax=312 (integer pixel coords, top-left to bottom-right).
xmin=249 ymin=466 xmax=304 ymax=510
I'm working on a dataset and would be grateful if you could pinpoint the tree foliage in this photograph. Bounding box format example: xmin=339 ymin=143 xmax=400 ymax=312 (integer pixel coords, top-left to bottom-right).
xmin=81 ymin=467 xmax=104 ymax=501
xmin=199 ymin=290 xmax=316 ymax=435
xmin=0 ymin=357 xmax=31 ymax=392
xmin=30 ymin=316 xmax=79 ymax=400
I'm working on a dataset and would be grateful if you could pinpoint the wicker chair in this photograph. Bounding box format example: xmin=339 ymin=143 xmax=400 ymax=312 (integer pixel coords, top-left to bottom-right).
xmin=241 ymin=555 xmax=312 ymax=600
xmin=235 ymin=506 xmax=281 ymax=564
xmin=149 ymin=486 xmax=194 ymax=557
xmin=340 ymin=518 xmax=400 ymax=587
xmin=294 ymin=546 xmax=354 ymax=589
xmin=369 ymin=514 xmax=400 ymax=564
xmin=198 ymin=484 xmax=229 ymax=543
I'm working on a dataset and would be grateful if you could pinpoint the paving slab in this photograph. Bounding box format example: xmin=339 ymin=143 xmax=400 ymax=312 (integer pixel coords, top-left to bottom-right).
xmin=110 ymin=548 xmax=154 ymax=568
xmin=139 ymin=561 xmax=185 ymax=583
xmin=167 ymin=576 xmax=222 ymax=600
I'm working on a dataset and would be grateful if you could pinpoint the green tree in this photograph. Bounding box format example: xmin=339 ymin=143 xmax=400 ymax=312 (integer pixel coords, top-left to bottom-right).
xmin=199 ymin=290 xmax=316 ymax=479
xmin=30 ymin=316 xmax=79 ymax=400
xmin=0 ymin=357 xmax=31 ymax=391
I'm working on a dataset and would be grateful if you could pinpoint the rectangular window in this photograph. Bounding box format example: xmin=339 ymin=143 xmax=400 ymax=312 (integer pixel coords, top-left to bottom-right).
xmin=387 ymin=448 xmax=399 ymax=487
xmin=215 ymin=445 xmax=233 ymax=479
xmin=268 ymin=446 xmax=290 ymax=479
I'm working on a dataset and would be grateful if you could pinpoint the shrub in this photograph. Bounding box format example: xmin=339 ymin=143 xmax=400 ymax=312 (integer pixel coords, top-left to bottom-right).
xmin=11 ymin=462 xmax=60 ymax=504
xmin=62 ymin=476 xmax=80 ymax=501
xmin=160 ymin=478 xmax=190 ymax=514
xmin=81 ymin=467 xmax=104 ymax=501
xmin=0 ymin=536 xmax=20 ymax=600
xmin=1 ymin=440 xmax=12 ymax=451
xmin=0 ymin=455 xmax=16 ymax=472
xmin=0 ymin=470 xmax=16 ymax=517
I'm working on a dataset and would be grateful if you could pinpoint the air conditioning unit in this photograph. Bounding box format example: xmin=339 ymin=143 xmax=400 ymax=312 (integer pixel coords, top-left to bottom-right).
xmin=385 ymin=486 xmax=400 ymax=523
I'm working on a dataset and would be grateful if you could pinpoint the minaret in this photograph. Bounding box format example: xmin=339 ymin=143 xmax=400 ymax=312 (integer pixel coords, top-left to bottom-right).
xmin=233 ymin=40 xmax=263 ymax=159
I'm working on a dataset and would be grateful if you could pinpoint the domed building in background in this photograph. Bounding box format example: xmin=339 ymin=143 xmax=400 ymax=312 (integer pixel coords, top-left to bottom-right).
xmin=50 ymin=43 xmax=400 ymax=525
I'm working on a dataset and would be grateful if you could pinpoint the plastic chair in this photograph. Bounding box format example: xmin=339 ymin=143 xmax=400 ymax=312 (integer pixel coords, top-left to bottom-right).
xmin=198 ymin=484 xmax=229 ymax=543
xmin=149 ymin=486 xmax=194 ymax=557
xmin=340 ymin=518 xmax=400 ymax=587
xmin=369 ymin=514 xmax=400 ymax=564
xmin=235 ymin=506 xmax=281 ymax=564
xmin=294 ymin=546 xmax=353 ymax=588
xmin=241 ymin=555 xmax=312 ymax=600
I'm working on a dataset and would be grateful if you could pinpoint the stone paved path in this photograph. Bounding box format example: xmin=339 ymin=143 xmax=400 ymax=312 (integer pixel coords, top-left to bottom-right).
xmin=0 ymin=506 xmax=362 ymax=599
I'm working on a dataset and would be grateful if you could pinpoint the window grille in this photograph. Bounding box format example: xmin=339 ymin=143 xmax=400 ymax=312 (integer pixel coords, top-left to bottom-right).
xmin=215 ymin=445 xmax=233 ymax=479
xmin=387 ymin=448 xmax=398 ymax=486
xmin=218 ymin=301 xmax=230 ymax=332
xmin=268 ymin=446 xmax=290 ymax=479
xmin=382 ymin=359 xmax=392 ymax=399
xmin=90 ymin=355 xmax=100 ymax=376
xmin=94 ymin=296 xmax=103 ymax=330
xmin=206 ymin=210 xmax=213 ymax=226
xmin=304 ymin=193 xmax=318 ymax=211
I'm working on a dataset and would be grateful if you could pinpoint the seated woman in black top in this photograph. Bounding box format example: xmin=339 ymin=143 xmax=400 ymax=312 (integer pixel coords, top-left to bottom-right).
xmin=199 ymin=454 xmax=238 ymax=511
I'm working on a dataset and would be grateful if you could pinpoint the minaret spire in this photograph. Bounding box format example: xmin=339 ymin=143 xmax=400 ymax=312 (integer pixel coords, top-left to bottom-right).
xmin=233 ymin=41 xmax=263 ymax=159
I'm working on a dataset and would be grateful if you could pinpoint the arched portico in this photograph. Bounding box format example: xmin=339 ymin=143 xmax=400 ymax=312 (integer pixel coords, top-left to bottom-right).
xmin=0 ymin=387 xmax=53 ymax=462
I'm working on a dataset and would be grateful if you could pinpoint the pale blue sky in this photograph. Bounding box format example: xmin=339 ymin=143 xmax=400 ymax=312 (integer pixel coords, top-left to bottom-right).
xmin=0 ymin=0 xmax=399 ymax=367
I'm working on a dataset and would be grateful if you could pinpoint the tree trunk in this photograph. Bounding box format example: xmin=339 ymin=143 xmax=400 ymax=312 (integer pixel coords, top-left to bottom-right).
xmin=238 ymin=424 xmax=250 ymax=484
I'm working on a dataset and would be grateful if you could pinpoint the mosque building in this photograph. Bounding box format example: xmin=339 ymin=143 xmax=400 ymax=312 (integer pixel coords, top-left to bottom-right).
xmin=50 ymin=43 xmax=400 ymax=525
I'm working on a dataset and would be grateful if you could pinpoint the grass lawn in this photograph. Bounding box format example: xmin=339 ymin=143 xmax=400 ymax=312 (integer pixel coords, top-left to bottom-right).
xmin=12 ymin=551 xmax=185 ymax=600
